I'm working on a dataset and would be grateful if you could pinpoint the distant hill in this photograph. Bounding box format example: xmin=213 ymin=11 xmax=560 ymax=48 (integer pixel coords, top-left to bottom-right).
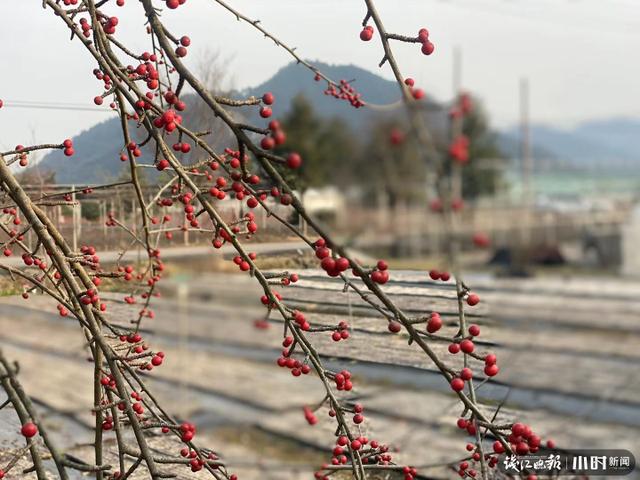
xmin=35 ymin=60 xmax=640 ymax=183
xmin=499 ymin=118 xmax=640 ymax=171
xmin=36 ymin=61 xmax=409 ymax=184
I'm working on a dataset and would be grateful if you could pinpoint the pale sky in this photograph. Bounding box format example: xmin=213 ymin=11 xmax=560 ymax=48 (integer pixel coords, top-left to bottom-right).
xmin=0 ymin=0 xmax=639 ymax=150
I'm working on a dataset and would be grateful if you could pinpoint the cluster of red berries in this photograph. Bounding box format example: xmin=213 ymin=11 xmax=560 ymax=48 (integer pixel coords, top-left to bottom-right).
xmin=404 ymin=78 xmax=425 ymax=100
xmin=352 ymin=403 xmax=364 ymax=424
xmin=61 ymin=138 xmax=75 ymax=156
xmin=179 ymin=421 xmax=196 ymax=442
xmin=260 ymin=92 xmax=274 ymax=117
xmin=61 ymin=0 xmax=79 ymax=5
xmin=164 ymin=0 xmax=187 ymax=9
xmin=260 ymin=118 xmax=286 ymax=150
xmin=314 ymin=239 xmax=350 ymax=277
xmin=79 ymin=17 xmax=93 ymax=38
xmin=172 ymin=141 xmax=191 ymax=154
xmin=290 ymin=309 xmax=310 ymax=330
xmin=80 ymin=288 xmax=106 ymax=311
xmin=360 ymin=25 xmax=374 ymax=41
xmin=258 ymin=287 xmax=281 ymax=307
xmin=175 ymin=35 xmax=190 ymax=58
xmin=179 ymin=449 xmax=230 ymax=475
xmin=322 ymin=79 xmax=365 ymax=108
xmin=417 ymin=28 xmax=435 ymax=55
xmin=371 ymin=259 xmax=390 ymax=284
xmin=21 ymin=254 xmax=46 ymax=272
xmin=428 ymin=269 xmax=451 ymax=282
xmin=232 ymin=252 xmax=256 ymax=272
xmin=333 ymin=369 xmax=353 ymax=391
xmin=449 ymin=135 xmax=470 ymax=164
xmin=331 ymin=321 xmax=350 ymax=342
xmin=92 ymin=69 xmax=113 ymax=105
xmin=101 ymin=414 xmax=115 ymax=431
xmin=492 ymin=422 xmax=548 ymax=456
xmin=153 ymin=108 xmax=183 ymax=133
xmin=426 ymin=311 xmax=443 ymax=333
xmin=101 ymin=16 xmax=119 ymax=35
xmin=276 ymin=336 xmax=312 ymax=376
xmin=280 ymin=272 xmax=299 ymax=286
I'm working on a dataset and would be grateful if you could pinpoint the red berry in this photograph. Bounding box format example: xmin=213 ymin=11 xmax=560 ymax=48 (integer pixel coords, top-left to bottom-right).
xmin=460 ymin=339 xmax=474 ymax=354
xmin=468 ymin=324 xmax=480 ymax=336
xmin=262 ymin=92 xmax=275 ymax=105
xmin=259 ymin=107 xmax=272 ymax=118
xmin=515 ymin=442 xmax=529 ymax=455
xmin=387 ymin=321 xmax=402 ymax=333
xmin=21 ymin=422 xmax=38 ymax=438
xmin=421 ymin=41 xmax=435 ymax=55
xmin=156 ymin=159 xmax=170 ymax=171
xmin=359 ymin=26 xmax=374 ymax=41
xmin=286 ymin=152 xmax=302 ymax=169
xmin=484 ymin=364 xmax=499 ymax=377
xmin=426 ymin=315 xmax=442 ymax=333
xmin=466 ymin=293 xmax=480 ymax=306
xmin=450 ymin=378 xmax=465 ymax=392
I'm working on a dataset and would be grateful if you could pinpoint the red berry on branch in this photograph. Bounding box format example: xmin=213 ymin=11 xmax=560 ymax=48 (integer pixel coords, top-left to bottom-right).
xmin=21 ymin=422 xmax=38 ymax=438
xmin=418 ymin=28 xmax=429 ymax=41
xmin=450 ymin=377 xmax=465 ymax=392
xmin=360 ymin=26 xmax=374 ymax=41
xmin=421 ymin=41 xmax=435 ymax=55
xmin=387 ymin=321 xmax=402 ymax=333
xmin=426 ymin=314 xmax=442 ymax=333
xmin=448 ymin=343 xmax=460 ymax=354
xmin=468 ymin=324 xmax=480 ymax=336
xmin=460 ymin=339 xmax=474 ymax=354
xmin=180 ymin=35 xmax=191 ymax=46
xmin=156 ymin=159 xmax=170 ymax=171
xmin=262 ymin=92 xmax=275 ymax=105
xmin=484 ymin=364 xmax=499 ymax=377
xmin=466 ymin=293 xmax=480 ymax=306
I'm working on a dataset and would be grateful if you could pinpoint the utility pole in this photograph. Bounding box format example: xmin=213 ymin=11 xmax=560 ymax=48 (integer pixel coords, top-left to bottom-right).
xmin=519 ymin=77 xmax=533 ymax=254
xmin=453 ymin=46 xmax=462 ymax=97
xmin=520 ymin=78 xmax=532 ymax=207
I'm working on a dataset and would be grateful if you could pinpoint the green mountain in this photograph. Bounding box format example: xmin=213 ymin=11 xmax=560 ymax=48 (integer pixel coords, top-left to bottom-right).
xmin=35 ymin=60 xmax=640 ymax=184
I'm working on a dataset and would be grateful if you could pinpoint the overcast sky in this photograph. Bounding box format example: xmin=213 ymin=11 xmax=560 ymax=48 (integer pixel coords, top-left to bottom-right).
xmin=0 ymin=0 xmax=639 ymax=150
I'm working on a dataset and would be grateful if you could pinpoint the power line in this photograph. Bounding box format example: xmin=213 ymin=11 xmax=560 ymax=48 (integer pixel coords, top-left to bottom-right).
xmin=2 ymin=100 xmax=114 ymax=113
